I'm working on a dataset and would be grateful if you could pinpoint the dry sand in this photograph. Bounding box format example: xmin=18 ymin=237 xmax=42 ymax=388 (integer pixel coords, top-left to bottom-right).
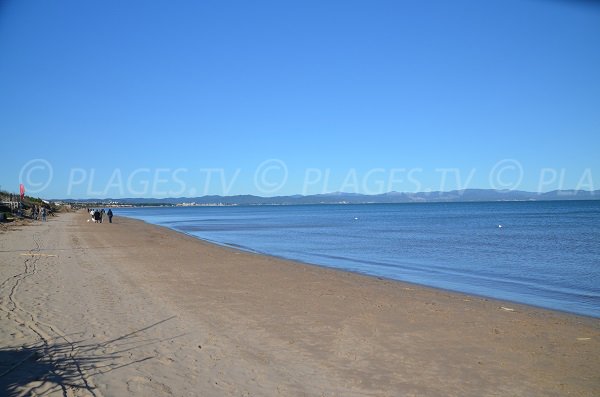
xmin=0 ymin=211 xmax=598 ymax=396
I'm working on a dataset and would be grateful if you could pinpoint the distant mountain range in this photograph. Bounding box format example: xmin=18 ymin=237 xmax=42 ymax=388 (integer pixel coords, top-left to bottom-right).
xmin=61 ymin=189 xmax=600 ymax=205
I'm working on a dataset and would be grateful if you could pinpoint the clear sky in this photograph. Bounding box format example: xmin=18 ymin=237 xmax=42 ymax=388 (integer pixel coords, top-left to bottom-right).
xmin=1 ymin=0 xmax=599 ymax=198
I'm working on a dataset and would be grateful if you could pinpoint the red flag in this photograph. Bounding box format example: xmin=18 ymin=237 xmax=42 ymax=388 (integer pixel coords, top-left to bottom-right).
xmin=19 ymin=184 xmax=25 ymax=200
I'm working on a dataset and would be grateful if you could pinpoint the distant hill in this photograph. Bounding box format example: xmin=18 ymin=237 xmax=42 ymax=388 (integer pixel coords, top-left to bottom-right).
xmin=60 ymin=189 xmax=600 ymax=206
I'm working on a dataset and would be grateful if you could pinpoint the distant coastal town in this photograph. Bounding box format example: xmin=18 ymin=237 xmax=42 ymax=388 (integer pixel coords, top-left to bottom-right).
xmin=3 ymin=189 xmax=599 ymax=217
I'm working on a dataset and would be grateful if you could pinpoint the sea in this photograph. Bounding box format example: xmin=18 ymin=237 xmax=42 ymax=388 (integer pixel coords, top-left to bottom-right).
xmin=114 ymin=201 xmax=600 ymax=318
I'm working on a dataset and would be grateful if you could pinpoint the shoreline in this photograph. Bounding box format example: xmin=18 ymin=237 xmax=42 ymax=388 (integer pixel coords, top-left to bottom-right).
xmin=117 ymin=211 xmax=599 ymax=320
xmin=63 ymin=197 xmax=600 ymax=208
xmin=1 ymin=211 xmax=599 ymax=396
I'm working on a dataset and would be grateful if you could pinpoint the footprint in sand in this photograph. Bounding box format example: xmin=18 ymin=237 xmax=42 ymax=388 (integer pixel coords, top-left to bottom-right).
xmin=126 ymin=376 xmax=172 ymax=396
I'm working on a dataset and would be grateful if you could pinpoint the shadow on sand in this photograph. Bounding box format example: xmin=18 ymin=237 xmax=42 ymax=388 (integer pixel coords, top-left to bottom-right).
xmin=0 ymin=316 xmax=182 ymax=396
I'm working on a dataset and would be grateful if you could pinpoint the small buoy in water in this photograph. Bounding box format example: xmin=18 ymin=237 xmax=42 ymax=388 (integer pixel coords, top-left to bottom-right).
xmin=498 ymin=224 xmax=503 ymax=228
xmin=354 ymin=217 xmax=358 ymax=220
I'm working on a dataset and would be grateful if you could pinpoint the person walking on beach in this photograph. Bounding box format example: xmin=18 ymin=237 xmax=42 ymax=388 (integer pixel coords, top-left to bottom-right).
xmin=94 ymin=209 xmax=100 ymax=223
xmin=100 ymin=209 xmax=105 ymax=223
xmin=107 ymin=208 xmax=113 ymax=223
xmin=41 ymin=207 xmax=47 ymax=222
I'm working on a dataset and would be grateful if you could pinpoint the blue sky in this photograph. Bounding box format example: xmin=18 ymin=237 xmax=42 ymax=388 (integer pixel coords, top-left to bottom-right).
xmin=1 ymin=0 xmax=599 ymax=198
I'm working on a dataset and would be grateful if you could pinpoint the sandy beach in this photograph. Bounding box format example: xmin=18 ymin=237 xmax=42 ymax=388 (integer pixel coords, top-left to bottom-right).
xmin=0 ymin=211 xmax=598 ymax=397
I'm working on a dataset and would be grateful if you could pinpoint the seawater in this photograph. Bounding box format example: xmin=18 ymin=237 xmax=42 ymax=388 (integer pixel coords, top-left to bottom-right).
xmin=114 ymin=201 xmax=600 ymax=318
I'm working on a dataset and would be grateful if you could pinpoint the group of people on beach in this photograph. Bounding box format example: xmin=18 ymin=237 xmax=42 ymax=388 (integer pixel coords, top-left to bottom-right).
xmin=31 ymin=205 xmax=48 ymax=222
xmin=88 ymin=208 xmax=113 ymax=223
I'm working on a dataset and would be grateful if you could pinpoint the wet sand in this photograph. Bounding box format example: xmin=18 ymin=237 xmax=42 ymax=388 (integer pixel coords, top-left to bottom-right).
xmin=0 ymin=211 xmax=598 ymax=396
